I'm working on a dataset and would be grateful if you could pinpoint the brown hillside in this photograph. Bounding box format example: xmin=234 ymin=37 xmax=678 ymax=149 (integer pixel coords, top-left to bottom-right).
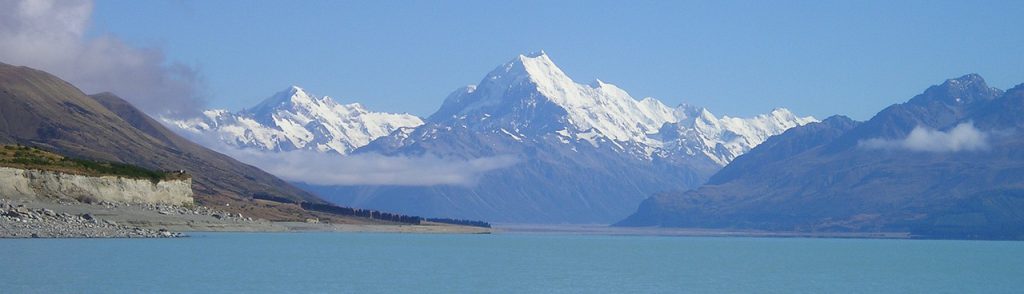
xmin=0 ymin=62 xmax=327 ymax=219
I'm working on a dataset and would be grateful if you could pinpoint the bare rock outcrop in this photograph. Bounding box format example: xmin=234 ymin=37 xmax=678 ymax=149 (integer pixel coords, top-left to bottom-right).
xmin=0 ymin=167 xmax=192 ymax=205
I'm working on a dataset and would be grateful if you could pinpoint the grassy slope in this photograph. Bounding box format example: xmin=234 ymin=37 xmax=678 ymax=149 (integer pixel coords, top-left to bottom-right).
xmin=0 ymin=144 xmax=189 ymax=182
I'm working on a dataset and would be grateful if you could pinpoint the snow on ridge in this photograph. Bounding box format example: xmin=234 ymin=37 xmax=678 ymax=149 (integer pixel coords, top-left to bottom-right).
xmin=403 ymin=52 xmax=815 ymax=165
xmin=666 ymin=107 xmax=817 ymax=165
xmin=170 ymin=52 xmax=815 ymax=169
xmin=166 ymin=86 xmax=424 ymax=155
xmin=454 ymin=52 xmax=814 ymax=157
xmin=454 ymin=52 xmax=682 ymax=144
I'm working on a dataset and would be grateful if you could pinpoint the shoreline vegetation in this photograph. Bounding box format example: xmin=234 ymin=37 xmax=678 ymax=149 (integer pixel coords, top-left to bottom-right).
xmin=256 ymin=193 xmax=492 ymax=228
xmin=0 ymin=145 xmax=189 ymax=183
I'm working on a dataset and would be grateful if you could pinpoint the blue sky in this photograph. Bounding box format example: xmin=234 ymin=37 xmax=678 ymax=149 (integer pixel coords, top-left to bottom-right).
xmin=89 ymin=0 xmax=1024 ymax=120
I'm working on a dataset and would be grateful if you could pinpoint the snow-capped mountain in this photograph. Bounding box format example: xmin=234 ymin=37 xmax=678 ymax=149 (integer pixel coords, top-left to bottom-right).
xmin=316 ymin=52 xmax=816 ymax=223
xmin=430 ymin=51 xmax=678 ymax=145
xmin=371 ymin=51 xmax=815 ymax=165
xmin=168 ymin=86 xmax=423 ymax=154
xmin=657 ymin=106 xmax=817 ymax=165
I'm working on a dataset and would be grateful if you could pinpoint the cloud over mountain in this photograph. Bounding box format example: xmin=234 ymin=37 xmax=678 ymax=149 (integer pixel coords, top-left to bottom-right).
xmin=217 ymin=147 xmax=519 ymax=186
xmin=0 ymin=0 xmax=205 ymax=117
xmin=170 ymin=125 xmax=518 ymax=186
xmin=860 ymin=122 xmax=989 ymax=152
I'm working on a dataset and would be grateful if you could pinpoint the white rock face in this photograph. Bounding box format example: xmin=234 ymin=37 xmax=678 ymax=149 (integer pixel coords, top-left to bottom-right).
xmin=168 ymin=86 xmax=423 ymax=155
xmin=0 ymin=167 xmax=193 ymax=205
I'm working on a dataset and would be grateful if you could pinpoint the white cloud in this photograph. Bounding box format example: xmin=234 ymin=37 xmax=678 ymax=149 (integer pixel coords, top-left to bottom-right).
xmin=161 ymin=123 xmax=520 ymax=186
xmin=213 ymin=145 xmax=519 ymax=187
xmin=859 ymin=122 xmax=989 ymax=152
xmin=0 ymin=0 xmax=205 ymax=117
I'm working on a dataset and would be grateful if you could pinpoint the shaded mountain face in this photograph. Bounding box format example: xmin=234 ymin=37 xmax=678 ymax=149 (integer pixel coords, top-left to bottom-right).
xmin=319 ymin=52 xmax=815 ymax=224
xmin=618 ymin=74 xmax=1024 ymax=239
xmin=0 ymin=63 xmax=324 ymax=218
xmin=167 ymin=86 xmax=423 ymax=155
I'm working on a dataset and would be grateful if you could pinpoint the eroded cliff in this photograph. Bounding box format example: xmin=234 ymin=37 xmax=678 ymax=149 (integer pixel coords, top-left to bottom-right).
xmin=0 ymin=167 xmax=193 ymax=205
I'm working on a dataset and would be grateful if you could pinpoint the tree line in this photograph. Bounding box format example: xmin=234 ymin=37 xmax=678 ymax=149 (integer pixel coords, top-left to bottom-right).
xmin=426 ymin=218 xmax=492 ymax=228
xmin=253 ymin=192 xmax=491 ymax=228
xmin=299 ymin=202 xmax=423 ymax=225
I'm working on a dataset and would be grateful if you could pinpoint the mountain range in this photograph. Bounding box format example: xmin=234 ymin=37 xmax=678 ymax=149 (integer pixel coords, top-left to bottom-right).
xmin=617 ymin=74 xmax=1024 ymax=239
xmin=169 ymin=86 xmax=422 ymax=155
xmin=174 ymin=52 xmax=815 ymax=223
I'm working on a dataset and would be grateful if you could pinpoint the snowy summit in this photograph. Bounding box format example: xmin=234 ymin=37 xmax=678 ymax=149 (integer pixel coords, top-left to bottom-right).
xmin=167 ymin=86 xmax=423 ymax=154
xmin=395 ymin=51 xmax=816 ymax=165
xmin=333 ymin=51 xmax=818 ymax=223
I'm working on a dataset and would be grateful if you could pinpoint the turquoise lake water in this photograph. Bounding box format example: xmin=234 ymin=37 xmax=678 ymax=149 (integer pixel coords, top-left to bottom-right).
xmin=2 ymin=232 xmax=1023 ymax=293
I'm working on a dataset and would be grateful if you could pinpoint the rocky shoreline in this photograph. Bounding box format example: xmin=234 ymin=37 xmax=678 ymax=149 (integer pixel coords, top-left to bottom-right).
xmin=0 ymin=197 xmax=493 ymax=238
xmin=0 ymin=197 xmax=268 ymax=238
xmin=1 ymin=200 xmax=181 ymax=238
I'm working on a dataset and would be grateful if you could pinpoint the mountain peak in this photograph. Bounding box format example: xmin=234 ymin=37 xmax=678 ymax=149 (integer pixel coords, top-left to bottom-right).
xmin=523 ymin=50 xmax=547 ymax=58
xmin=511 ymin=51 xmax=572 ymax=85
xmin=820 ymin=114 xmax=857 ymax=126
xmin=443 ymin=51 xmax=579 ymax=117
xmin=171 ymin=85 xmax=423 ymax=155
xmin=246 ymin=85 xmax=319 ymax=116
xmin=937 ymin=73 xmax=991 ymax=95
xmin=476 ymin=52 xmax=567 ymax=86
xmin=945 ymin=73 xmax=985 ymax=85
xmin=911 ymin=74 xmax=1003 ymax=106
xmin=769 ymin=108 xmax=797 ymax=118
xmin=275 ymin=85 xmax=311 ymax=101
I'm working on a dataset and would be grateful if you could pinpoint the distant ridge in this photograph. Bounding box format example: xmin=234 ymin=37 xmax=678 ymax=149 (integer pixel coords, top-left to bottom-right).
xmin=618 ymin=74 xmax=1024 ymax=240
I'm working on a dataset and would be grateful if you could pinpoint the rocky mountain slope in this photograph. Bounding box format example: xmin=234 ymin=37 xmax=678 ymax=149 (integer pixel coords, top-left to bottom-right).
xmin=0 ymin=62 xmax=328 ymax=220
xmin=319 ymin=52 xmax=814 ymax=223
xmin=618 ymin=74 xmax=1024 ymax=239
xmin=168 ymin=86 xmax=423 ymax=154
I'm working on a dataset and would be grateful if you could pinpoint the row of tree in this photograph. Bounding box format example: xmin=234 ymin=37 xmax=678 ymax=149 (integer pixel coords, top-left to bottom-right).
xmin=253 ymin=192 xmax=491 ymax=228
xmin=299 ymin=202 xmax=423 ymax=225
xmin=426 ymin=218 xmax=492 ymax=228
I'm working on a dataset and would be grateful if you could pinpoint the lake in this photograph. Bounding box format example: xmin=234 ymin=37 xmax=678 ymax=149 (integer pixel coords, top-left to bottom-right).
xmin=2 ymin=232 xmax=1022 ymax=293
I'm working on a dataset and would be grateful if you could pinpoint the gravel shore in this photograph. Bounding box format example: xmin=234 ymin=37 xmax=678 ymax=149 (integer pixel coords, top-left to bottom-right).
xmin=0 ymin=197 xmax=491 ymax=238
xmin=1 ymin=199 xmax=180 ymax=238
xmin=0 ymin=197 xmax=268 ymax=238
